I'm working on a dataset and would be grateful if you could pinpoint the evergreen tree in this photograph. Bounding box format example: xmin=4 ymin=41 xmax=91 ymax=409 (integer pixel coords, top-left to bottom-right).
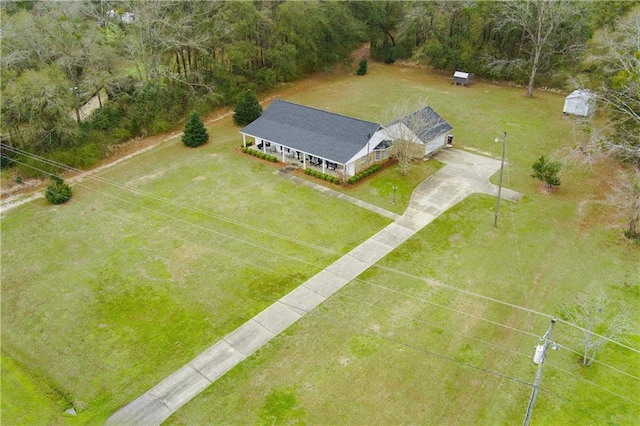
xmin=233 ymin=90 xmax=263 ymax=126
xmin=531 ymin=155 xmax=562 ymax=189
xmin=44 ymin=175 xmax=72 ymax=204
xmin=182 ymin=111 xmax=209 ymax=147
xmin=356 ymin=58 xmax=368 ymax=75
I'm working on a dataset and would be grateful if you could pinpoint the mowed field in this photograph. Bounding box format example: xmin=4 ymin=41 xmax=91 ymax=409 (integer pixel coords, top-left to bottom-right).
xmin=2 ymin=61 xmax=639 ymax=425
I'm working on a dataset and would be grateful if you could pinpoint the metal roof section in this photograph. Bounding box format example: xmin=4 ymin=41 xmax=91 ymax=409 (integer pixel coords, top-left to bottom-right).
xmin=566 ymin=89 xmax=596 ymax=99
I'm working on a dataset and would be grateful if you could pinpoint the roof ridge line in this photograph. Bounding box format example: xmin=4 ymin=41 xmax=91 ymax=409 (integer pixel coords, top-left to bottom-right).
xmin=274 ymin=99 xmax=381 ymax=128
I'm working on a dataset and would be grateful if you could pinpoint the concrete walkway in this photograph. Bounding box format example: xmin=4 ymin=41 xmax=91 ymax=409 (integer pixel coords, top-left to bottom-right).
xmin=106 ymin=148 xmax=522 ymax=425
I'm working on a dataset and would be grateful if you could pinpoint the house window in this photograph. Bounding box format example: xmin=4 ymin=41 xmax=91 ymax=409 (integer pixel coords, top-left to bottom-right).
xmin=375 ymin=151 xmax=381 ymax=161
xmin=360 ymin=156 xmax=367 ymax=164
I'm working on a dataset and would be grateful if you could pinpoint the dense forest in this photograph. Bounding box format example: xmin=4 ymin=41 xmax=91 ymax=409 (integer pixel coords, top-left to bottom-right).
xmin=1 ymin=0 xmax=638 ymax=175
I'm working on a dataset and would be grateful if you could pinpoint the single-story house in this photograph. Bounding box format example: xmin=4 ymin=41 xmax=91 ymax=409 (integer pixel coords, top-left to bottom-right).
xmin=453 ymin=71 xmax=473 ymax=86
xmin=563 ymin=90 xmax=596 ymax=117
xmin=239 ymin=100 xmax=453 ymax=178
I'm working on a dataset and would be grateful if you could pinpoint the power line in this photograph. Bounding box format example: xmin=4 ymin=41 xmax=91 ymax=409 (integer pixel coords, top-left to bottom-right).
xmin=284 ymin=300 xmax=631 ymax=423
xmin=6 ymin=154 xmax=640 ymax=387
xmin=279 ymin=298 xmax=534 ymax=387
xmin=504 ymin=144 xmax=536 ymax=340
xmin=6 ymin=167 xmax=639 ymax=410
xmin=4 ymin=147 xmax=639 ymax=357
xmin=544 ymin=362 xmax=640 ymax=406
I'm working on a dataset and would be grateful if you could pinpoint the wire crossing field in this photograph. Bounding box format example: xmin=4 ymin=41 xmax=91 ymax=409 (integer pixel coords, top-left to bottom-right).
xmin=2 ymin=62 xmax=639 ymax=424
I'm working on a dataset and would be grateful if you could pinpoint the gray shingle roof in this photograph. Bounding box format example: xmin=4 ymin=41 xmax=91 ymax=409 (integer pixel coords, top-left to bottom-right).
xmin=390 ymin=106 xmax=453 ymax=142
xmin=240 ymin=100 xmax=380 ymax=164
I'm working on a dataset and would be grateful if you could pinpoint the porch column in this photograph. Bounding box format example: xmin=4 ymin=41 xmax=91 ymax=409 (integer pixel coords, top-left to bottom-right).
xmin=302 ymin=154 xmax=306 ymax=170
xmin=322 ymin=160 xmax=326 ymax=174
xmin=263 ymin=142 xmax=266 ymax=154
xmin=282 ymin=150 xmax=285 ymax=163
xmin=242 ymin=134 xmax=246 ymax=148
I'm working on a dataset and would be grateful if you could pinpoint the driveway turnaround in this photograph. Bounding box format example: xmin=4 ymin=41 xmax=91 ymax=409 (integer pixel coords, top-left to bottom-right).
xmin=106 ymin=148 xmax=522 ymax=425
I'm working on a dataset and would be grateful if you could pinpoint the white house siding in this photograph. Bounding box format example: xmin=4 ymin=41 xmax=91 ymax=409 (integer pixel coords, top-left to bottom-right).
xmin=344 ymin=129 xmax=389 ymax=174
xmin=345 ymin=162 xmax=356 ymax=177
xmin=423 ymin=134 xmax=447 ymax=156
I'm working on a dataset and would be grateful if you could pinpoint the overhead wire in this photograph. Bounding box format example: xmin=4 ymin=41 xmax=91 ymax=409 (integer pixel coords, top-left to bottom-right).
xmin=6 ymin=151 xmax=640 ymax=385
xmin=502 ymin=137 xmax=536 ymax=339
xmin=3 ymin=148 xmax=639 ymax=363
xmin=280 ymin=299 xmax=622 ymax=424
xmin=4 ymin=158 xmax=639 ymax=411
xmin=544 ymin=361 xmax=640 ymax=406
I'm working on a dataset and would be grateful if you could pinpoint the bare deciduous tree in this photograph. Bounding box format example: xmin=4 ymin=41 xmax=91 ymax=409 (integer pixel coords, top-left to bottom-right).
xmin=494 ymin=0 xmax=581 ymax=98
xmin=563 ymin=291 xmax=633 ymax=366
xmin=381 ymin=101 xmax=446 ymax=176
xmin=586 ymin=7 xmax=640 ymax=163
xmin=606 ymin=167 xmax=640 ymax=238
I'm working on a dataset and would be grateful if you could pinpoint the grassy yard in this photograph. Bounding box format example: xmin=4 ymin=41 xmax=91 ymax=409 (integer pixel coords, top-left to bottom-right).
xmin=0 ymin=103 xmax=391 ymax=421
xmin=2 ymin=60 xmax=639 ymax=425
xmin=164 ymin=63 xmax=639 ymax=424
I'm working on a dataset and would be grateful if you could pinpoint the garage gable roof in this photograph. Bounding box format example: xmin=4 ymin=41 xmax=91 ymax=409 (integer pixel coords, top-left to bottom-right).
xmin=240 ymin=100 xmax=380 ymax=164
xmin=390 ymin=106 xmax=453 ymax=142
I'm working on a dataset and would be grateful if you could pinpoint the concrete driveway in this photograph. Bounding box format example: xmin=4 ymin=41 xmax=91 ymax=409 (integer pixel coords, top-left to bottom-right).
xmin=106 ymin=148 xmax=522 ymax=425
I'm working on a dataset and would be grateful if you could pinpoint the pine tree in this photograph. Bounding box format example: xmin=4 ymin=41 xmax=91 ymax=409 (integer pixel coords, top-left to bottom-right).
xmin=45 ymin=175 xmax=72 ymax=204
xmin=531 ymin=155 xmax=562 ymax=189
xmin=182 ymin=111 xmax=209 ymax=147
xmin=233 ymin=90 xmax=263 ymax=126
xmin=356 ymin=58 xmax=367 ymax=75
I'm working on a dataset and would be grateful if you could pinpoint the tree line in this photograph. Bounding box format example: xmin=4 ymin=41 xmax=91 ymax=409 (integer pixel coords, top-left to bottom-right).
xmin=1 ymin=0 xmax=637 ymax=176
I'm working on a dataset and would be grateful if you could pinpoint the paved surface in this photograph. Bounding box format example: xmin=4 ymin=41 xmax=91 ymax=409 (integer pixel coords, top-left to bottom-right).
xmin=106 ymin=148 xmax=522 ymax=425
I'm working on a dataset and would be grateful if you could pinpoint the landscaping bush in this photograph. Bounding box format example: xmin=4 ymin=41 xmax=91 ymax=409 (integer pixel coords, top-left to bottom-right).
xmin=44 ymin=175 xmax=72 ymax=205
xmin=348 ymin=164 xmax=381 ymax=185
xmin=303 ymin=168 xmax=340 ymax=185
xmin=243 ymin=148 xmax=277 ymax=163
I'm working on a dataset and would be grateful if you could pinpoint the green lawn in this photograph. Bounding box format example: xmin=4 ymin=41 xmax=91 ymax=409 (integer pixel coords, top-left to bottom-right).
xmin=165 ymin=63 xmax=639 ymax=424
xmin=1 ymin=110 xmax=391 ymax=422
xmin=2 ymin=61 xmax=638 ymax=425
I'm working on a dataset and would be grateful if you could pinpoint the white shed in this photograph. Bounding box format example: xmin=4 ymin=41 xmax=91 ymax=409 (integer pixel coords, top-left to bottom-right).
xmin=453 ymin=71 xmax=473 ymax=86
xmin=563 ymin=90 xmax=596 ymax=117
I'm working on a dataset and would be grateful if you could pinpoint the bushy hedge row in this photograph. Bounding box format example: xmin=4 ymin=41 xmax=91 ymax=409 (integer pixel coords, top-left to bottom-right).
xmin=347 ymin=164 xmax=382 ymax=185
xmin=241 ymin=147 xmax=278 ymax=162
xmin=304 ymin=168 xmax=340 ymax=185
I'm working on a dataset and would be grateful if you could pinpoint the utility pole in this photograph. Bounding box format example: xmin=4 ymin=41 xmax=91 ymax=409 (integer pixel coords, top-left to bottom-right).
xmin=523 ymin=317 xmax=556 ymax=426
xmin=494 ymin=132 xmax=506 ymax=227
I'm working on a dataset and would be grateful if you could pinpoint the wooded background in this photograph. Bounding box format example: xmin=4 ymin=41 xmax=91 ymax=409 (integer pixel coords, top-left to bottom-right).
xmin=1 ymin=0 xmax=637 ymax=168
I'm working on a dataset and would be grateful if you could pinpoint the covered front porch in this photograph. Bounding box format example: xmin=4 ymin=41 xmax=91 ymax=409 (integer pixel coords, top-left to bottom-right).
xmin=243 ymin=135 xmax=344 ymax=176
